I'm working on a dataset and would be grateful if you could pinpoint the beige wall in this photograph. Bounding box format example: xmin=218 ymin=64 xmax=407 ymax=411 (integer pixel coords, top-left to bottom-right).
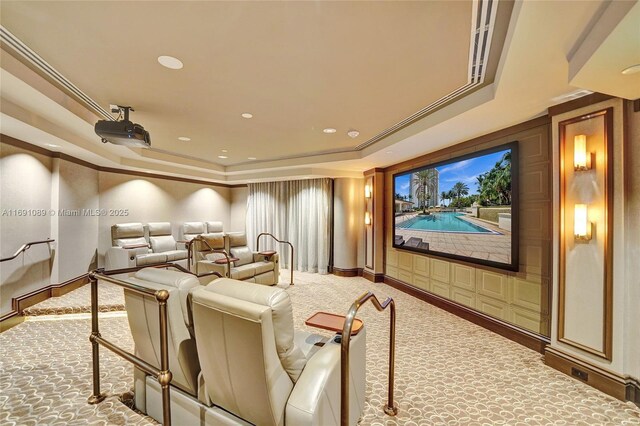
xmin=229 ymin=186 xmax=248 ymax=233
xmin=333 ymin=178 xmax=365 ymax=270
xmin=97 ymin=171 xmax=231 ymax=266
xmin=0 ymin=142 xmax=53 ymax=314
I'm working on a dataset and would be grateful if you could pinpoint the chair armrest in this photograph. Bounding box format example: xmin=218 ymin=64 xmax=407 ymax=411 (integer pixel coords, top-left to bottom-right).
xmin=105 ymin=246 xmax=149 ymax=270
xmin=254 ymin=252 xmax=279 ymax=263
xmin=196 ymin=260 xmax=228 ymax=277
xmin=121 ymin=242 xmax=150 ymax=249
xmin=176 ymin=240 xmax=188 ymax=250
xmin=286 ymin=328 xmax=366 ymax=426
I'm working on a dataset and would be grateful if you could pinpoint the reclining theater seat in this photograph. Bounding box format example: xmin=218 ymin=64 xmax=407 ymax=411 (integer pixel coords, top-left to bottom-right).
xmin=192 ymin=231 xmax=227 ymax=274
xmin=146 ymin=222 xmax=188 ymax=266
xmin=105 ymin=222 xmax=166 ymax=270
xmin=181 ymin=221 xmax=206 ymax=242
xmin=192 ymin=279 xmax=367 ymax=425
xmin=228 ymin=232 xmax=280 ymax=285
xmin=205 ymin=221 xmax=223 ymax=234
xmin=123 ymin=268 xmax=202 ymax=412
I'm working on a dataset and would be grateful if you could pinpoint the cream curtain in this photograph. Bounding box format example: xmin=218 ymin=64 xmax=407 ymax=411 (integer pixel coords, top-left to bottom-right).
xmin=247 ymin=178 xmax=332 ymax=274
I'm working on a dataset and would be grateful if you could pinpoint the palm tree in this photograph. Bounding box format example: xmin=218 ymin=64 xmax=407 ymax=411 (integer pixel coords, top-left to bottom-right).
xmin=452 ymin=181 xmax=469 ymax=200
xmin=440 ymin=191 xmax=448 ymax=207
xmin=412 ymin=170 xmax=437 ymax=213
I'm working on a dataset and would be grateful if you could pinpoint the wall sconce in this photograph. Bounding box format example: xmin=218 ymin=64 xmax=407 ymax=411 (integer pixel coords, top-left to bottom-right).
xmin=574 ymin=203 xmax=592 ymax=241
xmin=364 ymin=184 xmax=372 ymax=198
xmin=364 ymin=211 xmax=372 ymax=225
xmin=574 ymin=134 xmax=593 ymax=171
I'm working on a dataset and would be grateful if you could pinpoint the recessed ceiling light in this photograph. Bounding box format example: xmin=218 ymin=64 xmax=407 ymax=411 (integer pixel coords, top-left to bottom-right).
xmin=178 ymin=136 xmax=191 ymax=141
xmin=323 ymin=128 xmax=337 ymax=134
xmin=386 ymin=151 xmax=393 ymax=154
xmin=45 ymin=143 xmax=59 ymax=148
xmin=221 ymin=149 xmax=228 ymax=153
xmin=157 ymin=55 xmax=183 ymax=70
xmin=241 ymin=113 xmax=253 ymax=119
xmin=621 ymin=64 xmax=640 ymax=75
xmin=347 ymin=129 xmax=360 ymax=138
xmin=218 ymin=155 xmax=228 ymax=159
xmin=248 ymin=157 xmax=257 ymax=160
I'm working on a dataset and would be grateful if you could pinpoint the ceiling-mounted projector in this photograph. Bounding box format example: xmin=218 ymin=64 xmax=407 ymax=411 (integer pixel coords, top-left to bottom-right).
xmin=95 ymin=105 xmax=151 ymax=148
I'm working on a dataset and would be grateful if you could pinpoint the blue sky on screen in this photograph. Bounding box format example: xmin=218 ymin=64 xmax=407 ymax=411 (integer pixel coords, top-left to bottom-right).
xmin=395 ymin=149 xmax=510 ymax=197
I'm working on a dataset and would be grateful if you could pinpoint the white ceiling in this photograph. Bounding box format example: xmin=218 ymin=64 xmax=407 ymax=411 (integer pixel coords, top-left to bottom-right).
xmin=0 ymin=0 xmax=638 ymax=184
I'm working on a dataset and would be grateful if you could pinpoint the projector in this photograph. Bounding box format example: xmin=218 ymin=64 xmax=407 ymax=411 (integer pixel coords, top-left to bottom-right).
xmin=95 ymin=106 xmax=151 ymax=148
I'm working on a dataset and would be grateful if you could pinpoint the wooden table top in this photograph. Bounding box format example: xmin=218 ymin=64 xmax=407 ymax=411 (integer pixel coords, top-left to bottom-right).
xmin=305 ymin=311 xmax=363 ymax=335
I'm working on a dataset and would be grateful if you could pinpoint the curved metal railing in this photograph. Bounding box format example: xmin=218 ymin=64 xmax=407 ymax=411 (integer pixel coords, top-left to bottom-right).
xmin=186 ymin=236 xmax=231 ymax=277
xmin=0 ymin=238 xmax=54 ymax=262
xmin=256 ymin=232 xmax=294 ymax=285
xmin=87 ymin=263 xmax=223 ymax=426
xmin=341 ymin=291 xmax=397 ymax=425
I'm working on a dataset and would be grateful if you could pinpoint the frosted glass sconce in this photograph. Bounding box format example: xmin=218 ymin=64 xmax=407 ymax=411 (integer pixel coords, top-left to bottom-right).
xmin=573 ymin=134 xmax=593 ymax=171
xmin=574 ymin=204 xmax=592 ymax=241
xmin=364 ymin=184 xmax=372 ymax=198
xmin=364 ymin=211 xmax=371 ymax=225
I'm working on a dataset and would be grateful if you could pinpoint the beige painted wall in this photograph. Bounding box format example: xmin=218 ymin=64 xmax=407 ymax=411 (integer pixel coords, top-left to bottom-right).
xmin=333 ymin=178 xmax=365 ymax=270
xmin=0 ymin=142 xmax=54 ymax=314
xmin=97 ymin=172 xmax=232 ymax=266
xmin=229 ymin=186 xmax=248 ymax=233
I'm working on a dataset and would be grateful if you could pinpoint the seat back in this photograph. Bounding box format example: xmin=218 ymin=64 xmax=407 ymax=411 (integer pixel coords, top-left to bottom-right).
xmin=111 ymin=222 xmax=147 ymax=247
xmin=191 ymin=279 xmax=308 ymax=426
xmin=227 ymin=232 xmax=254 ymax=267
xmin=182 ymin=222 xmax=205 ymax=241
xmin=205 ymin=221 xmax=223 ymax=233
xmin=147 ymin=222 xmax=178 ymax=253
xmin=123 ymin=268 xmax=201 ymax=396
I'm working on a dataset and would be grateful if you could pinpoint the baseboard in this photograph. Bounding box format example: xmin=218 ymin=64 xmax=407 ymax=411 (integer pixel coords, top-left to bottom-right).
xmin=1 ymin=274 xmax=90 ymax=332
xmin=545 ymin=346 xmax=639 ymax=404
xmin=383 ymin=275 xmax=549 ymax=354
xmin=332 ymin=267 xmax=363 ymax=277
xmin=362 ymin=269 xmax=384 ymax=283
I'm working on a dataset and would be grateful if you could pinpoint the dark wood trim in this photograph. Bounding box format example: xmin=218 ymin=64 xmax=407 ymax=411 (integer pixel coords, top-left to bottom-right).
xmin=545 ymin=346 xmax=638 ymax=403
xmin=332 ymin=267 xmax=363 ymax=277
xmin=383 ymin=275 xmax=549 ymax=353
xmin=633 ymin=99 xmax=640 ymax=113
xmin=0 ymin=310 xmax=24 ymax=332
xmin=1 ymin=134 xmax=247 ymax=189
xmin=362 ymin=269 xmax=384 ymax=283
xmin=548 ymin=93 xmax=614 ymax=117
xmin=363 ymin=167 xmax=384 ymax=176
xmin=13 ymin=274 xmax=90 ymax=313
xmin=383 ymin=115 xmax=550 ymax=173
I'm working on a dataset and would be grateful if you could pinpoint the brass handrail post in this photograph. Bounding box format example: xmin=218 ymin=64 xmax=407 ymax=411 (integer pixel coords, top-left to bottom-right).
xmin=156 ymin=289 xmax=172 ymax=426
xmin=340 ymin=291 xmax=397 ymax=426
xmin=87 ymin=273 xmax=106 ymax=404
xmin=256 ymin=232 xmax=294 ymax=284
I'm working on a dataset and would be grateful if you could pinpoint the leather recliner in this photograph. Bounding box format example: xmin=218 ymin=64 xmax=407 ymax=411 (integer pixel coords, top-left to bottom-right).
xmin=105 ymin=222 xmax=166 ymax=270
xmin=146 ymin=222 xmax=188 ymax=267
xmin=181 ymin=221 xmax=206 ymax=242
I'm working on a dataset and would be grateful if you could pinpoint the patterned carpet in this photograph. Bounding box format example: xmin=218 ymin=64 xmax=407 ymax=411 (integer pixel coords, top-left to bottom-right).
xmin=22 ymin=281 xmax=125 ymax=316
xmin=1 ymin=270 xmax=639 ymax=425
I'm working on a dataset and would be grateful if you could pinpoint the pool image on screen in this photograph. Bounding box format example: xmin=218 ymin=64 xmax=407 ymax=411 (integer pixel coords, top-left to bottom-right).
xmin=393 ymin=142 xmax=518 ymax=270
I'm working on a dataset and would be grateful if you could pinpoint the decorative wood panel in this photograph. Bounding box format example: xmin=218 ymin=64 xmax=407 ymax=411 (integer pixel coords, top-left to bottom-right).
xmin=510 ymin=277 xmax=542 ymax=313
xmin=451 ymin=264 xmax=475 ymax=291
xmin=413 ymin=255 xmax=429 ymax=277
xmin=520 ymin=201 xmax=551 ymax=239
xmin=476 ymin=269 xmax=508 ymax=300
xmin=398 ymin=252 xmax=413 ymax=271
xmin=431 ymin=280 xmax=451 ymax=299
xmin=386 ymin=266 xmax=398 ymax=279
xmin=386 ymin=249 xmax=398 ymax=267
xmin=519 ymin=163 xmax=550 ymax=202
xmin=451 ymin=287 xmax=475 ymax=309
xmin=510 ymin=305 xmax=543 ymax=334
xmin=476 ymin=295 xmax=509 ymax=321
xmin=397 ymin=269 xmax=412 ymax=284
xmin=430 ymin=258 xmax=450 ymax=283
xmin=413 ymin=275 xmax=430 ymax=291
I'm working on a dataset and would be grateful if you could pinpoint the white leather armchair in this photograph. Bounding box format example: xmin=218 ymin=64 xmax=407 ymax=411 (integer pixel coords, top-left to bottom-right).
xmin=227 ymin=232 xmax=280 ymax=285
xmin=146 ymin=222 xmax=188 ymax=267
xmin=105 ymin=223 xmax=166 ymax=270
xmin=181 ymin=221 xmax=206 ymax=242
xmin=192 ymin=279 xmax=366 ymax=425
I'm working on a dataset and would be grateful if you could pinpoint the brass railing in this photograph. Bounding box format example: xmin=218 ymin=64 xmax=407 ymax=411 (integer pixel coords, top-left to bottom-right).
xmin=256 ymin=232 xmax=294 ymax=285
xmin=341 ymin=291 xmax=397 ymax=425
xmin=0 ymin=238 xmax=54 ymax=262
xmin=87 ymin=263 xmax=222 ymax=426
xmin=186 ymin=236 xmax=231 ymax=277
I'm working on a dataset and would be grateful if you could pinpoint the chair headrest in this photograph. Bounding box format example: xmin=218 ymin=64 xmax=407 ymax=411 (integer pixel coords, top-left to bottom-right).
xmin=197 ymin=233 xmax=225 ymax=250
xmin=112 ymin=223 xmax=144 ymax=241
xmin=134 ymin=268 xmax=200 ymax=327
xmin=183 ymin=222 xmax=205 ymax=235
xmin=228 ymin=232 xmax=247 ymax=247
xmin=147 ymin=222 xmax=172 ymax=236
xmin=206 ymin=221 xmax=224 ymax=233
xmin=194 ymin=278 xmax=306 ymax=382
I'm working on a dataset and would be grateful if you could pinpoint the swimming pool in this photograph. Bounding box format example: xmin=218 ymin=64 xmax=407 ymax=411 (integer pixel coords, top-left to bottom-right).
xmin=396 ymin=212 xmax=496 ymax=234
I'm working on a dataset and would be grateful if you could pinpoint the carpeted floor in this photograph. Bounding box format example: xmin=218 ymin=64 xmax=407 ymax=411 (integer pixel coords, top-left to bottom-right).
xmin=1 ymin=270 xmax=639 ymax=425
